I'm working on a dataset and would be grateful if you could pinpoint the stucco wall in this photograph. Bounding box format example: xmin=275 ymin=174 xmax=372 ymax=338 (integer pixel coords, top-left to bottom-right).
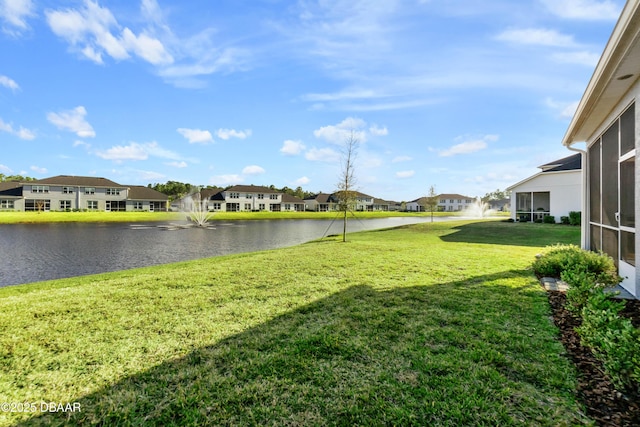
xmin=509 ymin=170 xmax=581 ymax=222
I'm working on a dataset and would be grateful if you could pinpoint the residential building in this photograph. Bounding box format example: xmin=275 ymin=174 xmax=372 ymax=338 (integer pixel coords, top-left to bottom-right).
xmin=561 ymin=0 xmax=639 ymax=298
xmin=406 ymin=194 xmax=474 ymax=212
xmin=1 ymin=176 xmax=168 ymax=212
xmin=281 ymin=194 xmax=306 ymax=212
xmin=303 ymin=191 xmax=380 ymax=212
xmin=0 ymin=182 xmax=23 ymax=211
xmin=506 ymin=154 xmax=581 ymax=223
xmin=204 ymin=185 xmax=283 ymax=212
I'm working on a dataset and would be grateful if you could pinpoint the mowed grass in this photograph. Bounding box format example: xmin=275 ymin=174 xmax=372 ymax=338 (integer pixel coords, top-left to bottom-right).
xmin=0 ymin=221 xmax=588 ymax=426
xmin=0 ymin=211 xmax=182 ymax=224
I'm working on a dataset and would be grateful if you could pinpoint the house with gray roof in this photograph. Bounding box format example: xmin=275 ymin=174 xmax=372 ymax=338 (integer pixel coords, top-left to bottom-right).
xmin=406 ymin=194 xmax=474 ymax=212
xmin=304 ymin=191 xmax=382 ymax=212
xmin=506 ymin=154 xmax=581 ymax=223
xmin=2 ymin=175 xmax=168 ymax=212
xmin=0 ymin=182 xmax=24 ymax=211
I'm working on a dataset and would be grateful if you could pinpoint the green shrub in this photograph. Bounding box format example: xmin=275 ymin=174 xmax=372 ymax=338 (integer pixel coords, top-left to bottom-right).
xmin=569 ymin=211 xmax=581 ymax=226
xmin=560 ymin=216 xmax=570 ymax=225
xmin=561 ymin=269 xmax=603 ymax=314
xmin=577 ymin=291 xmax=640 ymax=392
xmin=532 ymin=244 xmax=619 ymax=284
xmin=543 ymin=215 xmax=555 ymax=224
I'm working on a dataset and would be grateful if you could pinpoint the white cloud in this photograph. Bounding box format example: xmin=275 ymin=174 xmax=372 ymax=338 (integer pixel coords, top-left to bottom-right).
xmin=30 ymin=165 xmax=47 ymax=174
xmin=211 ymin=174 xmax=244 ymax=185
xmin=540 ymin=0 xmax=621 ymax=20
xmin=305 ymin=147 xmax=341 ymax=163
xmin=177 ymin=128 xmax=213 ymax=144
xmin=0 ymin=0 xmax=35 ymax=35
xmin=280 ymin=139 xmax=306 ymax=155
xmin=545 ymin=98 xmax=579 ymax=119
xmin=314 ymin=117 xmax=367 ymax=144
xmin=121 ymin=27 xmax=173 ymax=65
xmin=47 ymin=106 xmax=95 ymax=138
xmin=242 ymin=165 xmax=265 ymax=175
xmin=294 ymin=176 xmax=310 ymax=185
xmin=73 ymin=140 xmax=91 ymax=148
xmin=396 ymin=170 xmax=415 ymax=179
xmin=495 ymin=28 xmax=577 ymax=47
xmin=0 ymin=75 xmax=19 ymax=91
xmin=166 ymin=161 xmax=187 ymax=168
xmin=216 ymin=128 xmax=251 ymax=140
xmin=0 ymin=117 xmax=35 ymax=140
xmin=96 ymin=142 xmax=148 ymax=161
xmin=551 ymin=50 xmax=600 ymax=66
xmin=392 ymin=155 xmax=412 ymax=163
xmin=95 ymin=141 xmax=183 ymax=163
xmin=369 ymin=125 xmax=388 ymax=136
xmin=45 ymin=0 xmax=173 ymax=65
xmin=16 ymin=126 xmax=35 ymax=140
xmin=0 ymin=164 xmax=12 ymax=173
xmin=439 ymin=135 xmax=497 ymax=157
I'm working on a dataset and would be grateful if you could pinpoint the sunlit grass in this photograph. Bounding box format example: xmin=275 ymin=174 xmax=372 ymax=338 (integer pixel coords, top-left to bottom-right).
xmin=0 ymin=220 xmax=588 ymax=425
xmin=0 ymin=211 xmax=181 ymax=223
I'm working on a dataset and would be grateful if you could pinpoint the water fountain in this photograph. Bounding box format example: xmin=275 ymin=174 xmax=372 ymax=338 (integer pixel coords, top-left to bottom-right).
xmin=464 ymin=197 xmax=495 ymax=218
xmin=184 ymin=191 xmax=213 ymax=227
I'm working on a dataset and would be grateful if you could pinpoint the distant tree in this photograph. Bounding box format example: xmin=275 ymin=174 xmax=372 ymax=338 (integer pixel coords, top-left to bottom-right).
xmin=424 ymin=185 xmax=439 ymax=222
xmin=0 ymin=174 xmax=35 ymax=182
xmin=335 ymin=130 xmax=359 ymax=242
xmin=148 ymin=181 xmax=195 ymax=201
xmin=482 ymin=189 xmax=511 ymax=202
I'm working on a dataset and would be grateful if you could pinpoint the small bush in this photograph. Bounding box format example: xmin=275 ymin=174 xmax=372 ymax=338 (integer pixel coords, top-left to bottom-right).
xmin=543 ymin=215 xmax=555 ymax=224
xmin=560 ymin=216 xmax=570 ymax=225
xmin=577 ymin=291 xmax=640 ymax=392
xmin=532 ymin=244 xmax=619 ymax=284
xmin=569 ymin=211 xmax=581 ymax=226
xmin=561 ymin=269 xmax=602 ymax=314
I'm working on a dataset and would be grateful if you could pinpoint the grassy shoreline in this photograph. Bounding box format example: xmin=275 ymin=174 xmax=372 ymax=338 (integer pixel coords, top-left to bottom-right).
xmin=0 ymin=220 xmax=587 ymax=425
xmin=0 ymin=210 xmax=490 ymax=224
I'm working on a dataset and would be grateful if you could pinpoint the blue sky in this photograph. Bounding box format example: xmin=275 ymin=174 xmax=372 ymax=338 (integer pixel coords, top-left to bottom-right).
xmin=0 ymin=0 xmax=626 ymax=201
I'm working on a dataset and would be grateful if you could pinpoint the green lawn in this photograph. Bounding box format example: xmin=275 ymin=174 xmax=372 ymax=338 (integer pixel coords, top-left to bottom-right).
xmin=0 ymin=211 xmax=182 ymax=223
xmin=0 ymin=221 xmax=589 ymax=426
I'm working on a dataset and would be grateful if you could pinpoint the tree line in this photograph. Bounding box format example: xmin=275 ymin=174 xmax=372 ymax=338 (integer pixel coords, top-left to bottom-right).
xmin=147 ymin=181 xmax=318 ymax=202
xmin=0 ymin=174 xmax=35 ymax=182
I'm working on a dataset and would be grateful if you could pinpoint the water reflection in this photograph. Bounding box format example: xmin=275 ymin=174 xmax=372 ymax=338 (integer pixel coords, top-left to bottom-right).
xmin=0 ymin=217 xmax=444 ymax=287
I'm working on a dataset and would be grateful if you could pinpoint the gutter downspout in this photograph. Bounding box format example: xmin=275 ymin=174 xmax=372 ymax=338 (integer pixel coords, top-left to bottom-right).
xmin=567 ymin=144 xmax=588 ymax=249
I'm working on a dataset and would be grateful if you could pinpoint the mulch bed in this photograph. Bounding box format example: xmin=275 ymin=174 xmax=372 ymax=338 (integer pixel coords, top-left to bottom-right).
xmin=547 ymin=290 xmax=640 ymax=426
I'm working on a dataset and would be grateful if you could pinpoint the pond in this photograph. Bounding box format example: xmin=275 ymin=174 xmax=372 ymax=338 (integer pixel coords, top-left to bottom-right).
xmin=0 ymin=217 xmax=454 ymax=287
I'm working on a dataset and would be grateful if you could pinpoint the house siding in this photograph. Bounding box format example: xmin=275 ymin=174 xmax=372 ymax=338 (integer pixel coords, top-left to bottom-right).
xmin=508 ymin=170 xmax=581 ymax=222
xmin=583 ymin=82 xmax=639 ymax=297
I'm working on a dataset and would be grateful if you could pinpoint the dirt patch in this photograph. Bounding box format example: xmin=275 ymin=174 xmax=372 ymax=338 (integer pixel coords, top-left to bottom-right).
xmin=547 ymin=291 xmax=640 ymax=426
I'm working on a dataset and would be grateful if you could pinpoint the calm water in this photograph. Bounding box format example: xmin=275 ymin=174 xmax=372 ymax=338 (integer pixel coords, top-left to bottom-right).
xmin=0 ymin=217 xmax=450 ymax=287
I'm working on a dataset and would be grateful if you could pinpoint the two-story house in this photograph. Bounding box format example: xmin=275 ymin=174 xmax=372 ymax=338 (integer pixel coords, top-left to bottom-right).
xmin=406 ymin=194 xmax=475 ymax=212
xmin=304 ymin=191 xmax=379 ymax=212
xmin=2 ymin=175 xmax=168 ymax=212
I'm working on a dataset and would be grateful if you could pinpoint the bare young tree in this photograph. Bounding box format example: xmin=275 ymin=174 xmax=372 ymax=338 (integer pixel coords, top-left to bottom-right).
xmin=336 ymin=130 xmax=359 ymax=242
xmin=424 ymin=185 xmax=439 ymax=222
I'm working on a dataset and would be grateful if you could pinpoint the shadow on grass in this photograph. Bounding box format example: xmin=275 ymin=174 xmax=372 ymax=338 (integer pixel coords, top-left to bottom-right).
xmin=439 ymin=221 xmax=580 ymax=247
xmin=18 ymin=271 xmax=584 ymax=426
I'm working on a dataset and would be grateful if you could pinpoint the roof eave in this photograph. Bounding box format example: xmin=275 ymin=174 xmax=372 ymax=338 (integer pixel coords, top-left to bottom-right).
xmin=563 ymin=0 xmax=640 ymax=147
